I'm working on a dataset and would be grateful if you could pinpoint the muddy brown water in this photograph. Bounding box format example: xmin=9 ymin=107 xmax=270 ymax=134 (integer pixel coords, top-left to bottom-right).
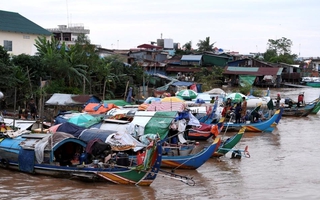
xmin=0 ymin=87 xmax=319 ymax=200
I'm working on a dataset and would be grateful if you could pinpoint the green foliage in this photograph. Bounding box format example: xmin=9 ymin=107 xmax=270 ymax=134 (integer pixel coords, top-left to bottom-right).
xmin=0 ymin=46 xmax=17 ymax=95
xmin=44 ymin=79 xmax=81 ymax=94
xmin=194 ymin=66 xmax=224 ymax=91
xmin=0 ymin=46 xmax=11 ymax=65
xmin=238 ymin=83 xmax=251 ymax=95
xmin=264 ymin=37 xmax=297 ymax=64
xmin=197 ymin=37 xmax=215 ymax=52
xmin=176 ymin=41 xmax=194 ymax=55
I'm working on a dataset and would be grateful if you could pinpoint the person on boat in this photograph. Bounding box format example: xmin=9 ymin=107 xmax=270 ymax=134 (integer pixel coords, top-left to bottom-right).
xmin=210 ymin=97 xmax=215 ymax=104
xmin=0 ymin=116 xmax=6 ymax=132
xmin=288 ymin=99 xmax=293 ymax=109
xmin=234 ymin=102 xmax=242 ymax=123
xmin=252 ymin=111 xmax=266 ymax=122
xmin=241 ymin=97 xmax=247 ymax=122
xmin=27 ymin=98 xmax=37 ymax=120
xmin=222 ymin=98 xmax=232 ymax=117
xmin=297 ymin=93 xmax=304 ymax=107
xmin=276 ymin=93 xmax=281 ymax=109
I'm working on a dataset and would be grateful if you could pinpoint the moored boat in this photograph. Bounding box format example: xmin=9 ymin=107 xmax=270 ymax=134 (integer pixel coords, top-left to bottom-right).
xmin=212 ymin=127 xmax=246 ymax=157
xmin=0 ymin=132 xmax=162 ymax=186
xmin=310 ymin=97 xmax=320 ymax=114
xmin=282 ymin=101 xmax=317 ymax=117
xmin=160 ymin=137 xmax=221 ymax=170
xmin=220 ymin=109 xmax=282 ymax=132
xmin=187 ymin=117 xmax=225 ymax=141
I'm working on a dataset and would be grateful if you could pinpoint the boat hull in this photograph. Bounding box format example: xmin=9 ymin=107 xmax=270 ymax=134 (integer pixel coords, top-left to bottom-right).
xmin=282 ymin=102 xmax=316 ymax=117
xmin=221 ymin=109 xmax=281 ymax=132
xmin=160 ymin=137 xmax=220 ymax=170
xmin=213 ymin=127 xmax=245 ymax=157
xmin=305 ymin=82 xmax=320 ymax=88
xmin=310 ymin=100 xmax=320 ymax=114
xmin=0 ymin=134 xmax=162 ymax=186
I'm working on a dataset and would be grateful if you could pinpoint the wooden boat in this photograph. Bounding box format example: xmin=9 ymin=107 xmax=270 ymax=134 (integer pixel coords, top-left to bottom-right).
xmin=212 ymin=127 xmax=246 ymax=157
xmin=220 ymin=109 xmax=282 ymax=132
xmin=0 ymin=131 xmax=162 ymax=186
xmin=186 ymin=117 xmax=225 ymax=141
xmin=186 ymin=123 xmax=213 ymax=141
xmin=310 ymin=98 xmax=320 ymax=114
xmin=300 ymin=77 xmax=320 ymax=87
xmin=282 ymin=101 xmax=317 ymax=117
xmin=304 ymin=78 xmax=320 ymax=88
xmin=160 ymin=137 xmax=221 ymax=170
xmin=306 ymin=82 xmax=320 ymax=87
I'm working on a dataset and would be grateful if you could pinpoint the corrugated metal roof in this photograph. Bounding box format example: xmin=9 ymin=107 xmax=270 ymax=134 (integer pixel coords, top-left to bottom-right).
xmin=181 ymin=55 xmax=202 ymax=61
xmin=171 ymin=81 xmax=194 ymax=87
xmin=0 ymin=10 xmax=51 ymax=35
xmin=137 ymin=44 xmax=162 ymax=49
xmin=224 ymin=66 xmax=282 ymax=76
xmin=227 ymin=66 xmax=259 ymax=72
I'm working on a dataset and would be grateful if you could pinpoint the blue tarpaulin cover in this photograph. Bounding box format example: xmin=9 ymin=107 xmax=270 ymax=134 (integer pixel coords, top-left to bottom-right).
xmin=56 ymin=122 xmax=86 ymax=138
xmin=79 ymin=129 xmax=115 ymax=143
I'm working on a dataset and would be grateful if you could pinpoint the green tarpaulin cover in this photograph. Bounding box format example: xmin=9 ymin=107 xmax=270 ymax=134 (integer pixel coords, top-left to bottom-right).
xmin=103 ymin=100 xmax=132 ymax=106
xmin=144 ymin=111 xmax=177 ymax=140
xmin=239 ymin=75 xmax=256 ymax=87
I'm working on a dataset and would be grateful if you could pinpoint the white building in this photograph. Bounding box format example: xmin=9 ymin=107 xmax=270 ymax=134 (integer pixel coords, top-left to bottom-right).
xmin=0 ymin=10 xmax=51 ymax=56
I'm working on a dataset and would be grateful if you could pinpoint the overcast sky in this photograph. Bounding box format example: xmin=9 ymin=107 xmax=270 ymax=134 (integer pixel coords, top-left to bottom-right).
xmin=3 ymin=0 xmax=320 ymax=57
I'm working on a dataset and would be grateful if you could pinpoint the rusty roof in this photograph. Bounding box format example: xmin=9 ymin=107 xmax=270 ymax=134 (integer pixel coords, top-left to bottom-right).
xmin=137 ymin=44 xmax=162 ymax=50
xmin=71 ymin=95 xmax=100 ymax=103
xmin=166 ymin=66 xmax=203 ymax=72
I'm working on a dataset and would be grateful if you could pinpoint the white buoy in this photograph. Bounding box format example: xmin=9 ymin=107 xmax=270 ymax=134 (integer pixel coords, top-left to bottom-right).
xmin=0 ymin=91 xmax=3 ymax=99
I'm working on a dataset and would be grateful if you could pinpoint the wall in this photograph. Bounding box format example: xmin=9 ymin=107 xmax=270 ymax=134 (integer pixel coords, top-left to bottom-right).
xmin=0 ymin=31 xmax=50 ymax=55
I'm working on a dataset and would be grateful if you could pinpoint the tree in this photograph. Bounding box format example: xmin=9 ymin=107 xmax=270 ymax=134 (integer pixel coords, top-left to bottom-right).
xmin=174 ymin=41 xmax=193 ymax=56
xmin=34 ymin=36 xmax=88 ymax=92
xmin=267 ymin=37 xmax=292 ymax=55
xmin=196 ymin=37 xmax=215 ymax=52
xmin=11 ymin=54 xmax=47 ymax=103
xmin=194 ymin=66 xmax=224 ymax=91
xmin=264 ymin=37 xmax=297 ymax=64
xmin=183 ymin=41 xmax=192 ymax=52
xmin=0 ymin=46 xmax=16 ymax=95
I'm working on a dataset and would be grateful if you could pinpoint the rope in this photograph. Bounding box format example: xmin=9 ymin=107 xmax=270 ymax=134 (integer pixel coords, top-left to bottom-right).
xmin=105 ymin=163 xmax=195 ymax=186
xmin=221 ymin=114 xmax=233 ymax=141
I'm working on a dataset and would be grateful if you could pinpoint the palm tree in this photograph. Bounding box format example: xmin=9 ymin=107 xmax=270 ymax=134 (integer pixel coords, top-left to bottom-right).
xmin=183 ymin=41 xmax=192 ymax=52
xmin=197 ymin=37 xmax=216 ymax=52
xmin=34 ymin=36 xmax=88 ymax=89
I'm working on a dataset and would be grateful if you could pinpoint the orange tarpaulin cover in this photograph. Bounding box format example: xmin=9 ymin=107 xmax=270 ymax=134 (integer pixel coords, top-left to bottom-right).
xmin=83 ymin=103 xmax=119 ymax=114
xmin=138 ymin=103 xmax=149 ymax=111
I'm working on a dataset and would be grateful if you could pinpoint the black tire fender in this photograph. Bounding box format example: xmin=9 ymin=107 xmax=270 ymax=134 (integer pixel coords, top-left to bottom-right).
xmin=0 ymin=158 xmax=9 ymax=168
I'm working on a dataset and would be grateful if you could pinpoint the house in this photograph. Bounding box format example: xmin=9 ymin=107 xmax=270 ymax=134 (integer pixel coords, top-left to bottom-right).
xmin=137 ymin=43 xmax=163 ymax=50
xmin=180 ymin=55 xmax=202 ymax=66
xmin=47 ymin=24 xmax=90 ymax=46
xmin=228 ymin=57 xmax=276 ymax=68
xmin=165 ymin=55 xmax=204 ymax=79
xmin=223 ymin=66 xmax=283 ymax=88
xmin=0 ymin=10 xmax=52 ymax=56
xmin=307 ymin=58 xmax=320 ymax=77
xmin=202 ymin=53 xmax=232 ymax=67
xmin=275 ymin=63 xmax=301 ymax=83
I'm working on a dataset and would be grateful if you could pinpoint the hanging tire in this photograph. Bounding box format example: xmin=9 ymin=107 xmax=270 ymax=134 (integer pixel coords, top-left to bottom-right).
xmin=231 ymin=150 xmax=242 ymax=159
xmin=0 ymin=158 xmax=9 ymax=168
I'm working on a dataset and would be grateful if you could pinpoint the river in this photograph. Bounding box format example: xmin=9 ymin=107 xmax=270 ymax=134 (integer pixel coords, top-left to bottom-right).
xmin=0 ymin=87 xmax=319 ymax=200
